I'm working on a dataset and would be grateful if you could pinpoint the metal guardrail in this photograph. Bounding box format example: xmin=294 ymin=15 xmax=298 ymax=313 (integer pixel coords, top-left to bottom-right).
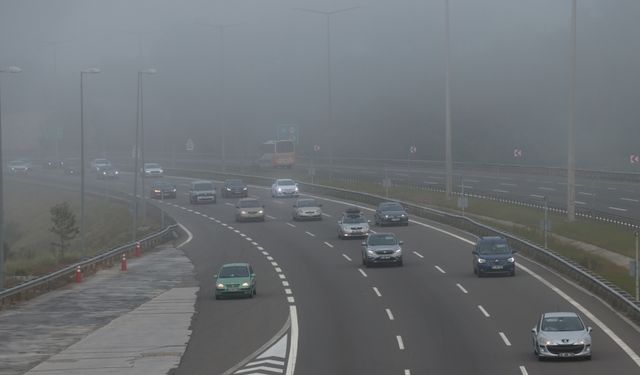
xmin=163 ymin=166 xmax=640 ymax=324
xmin=0 ymin=224 xmax=180 ymax=309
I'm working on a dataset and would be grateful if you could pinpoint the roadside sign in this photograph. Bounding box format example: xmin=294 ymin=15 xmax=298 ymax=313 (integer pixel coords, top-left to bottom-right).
xmin=457 ymin=196 xmax=468 ymax=209
xmin=382 ymin=178 xmax=392 ymax=188
xmin=186 ymin=138 xmax=195 ymax=152
xmin=630 ymin=154 xmax=640 ymax=164
xmin=513 ymin=148 xmax=523 ymax=158
xmin=314 ymin=144 xmax=320 ymax=152
xmin=308 ymin=167 xmax=316 ymax=176
xmin=277 ymin=124 xmax=299 ymax=144
xmin=409 ymin=145 xmax=417 ymax=154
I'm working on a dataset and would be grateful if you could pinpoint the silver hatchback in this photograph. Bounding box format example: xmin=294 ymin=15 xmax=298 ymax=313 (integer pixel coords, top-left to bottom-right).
xmin=531 ymin=312 xmax=592 ymax=360
xmin=361 ymin=233 xmax=403 ymax=267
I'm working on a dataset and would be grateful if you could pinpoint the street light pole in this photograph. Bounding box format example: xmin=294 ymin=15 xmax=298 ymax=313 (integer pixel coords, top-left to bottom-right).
xmin=444 ymin=0 xmax=453 ymax=199
xmin=80 ymin=68 xmax=100 ymax=255
xmin=0 ymin=65 xmax=21 ymax=291
xmin=136 ymin=68 xmax=156 ymax=230
xmin=567 ymin=0 xmax=577 ymax=221
xmin=295 ymin=7 xmax=360 ymax=179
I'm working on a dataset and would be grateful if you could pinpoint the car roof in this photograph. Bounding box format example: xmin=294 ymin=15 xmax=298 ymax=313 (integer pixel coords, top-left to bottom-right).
xmin=192 ymin=180 xmax=212 ymax=184
xmin=478 ymin=236 xmax=507 ymax=243
xmin=369 ymin=232 xmax=396 ymax=237
xmin=276 ymin=179 xmax=294 ymax=183
xmin=542 ymin=312 xmax=579 ymax=319
xmin=152 ymin=180 xmax=172 ymax=185
xmin=220 ymin=262 xmax=250 ymax=268
xmin=239 ymin=198 xmax=259 ymax=202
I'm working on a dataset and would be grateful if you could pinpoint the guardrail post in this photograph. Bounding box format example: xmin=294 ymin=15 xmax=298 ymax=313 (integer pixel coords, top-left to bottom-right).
xmin=120 ymin=253 xmax=127 ymax=271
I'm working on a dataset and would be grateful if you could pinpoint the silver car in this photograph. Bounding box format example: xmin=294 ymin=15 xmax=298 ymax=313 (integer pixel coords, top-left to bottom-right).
xmin=189 ymin=180 xmax=217 ymax=204
xmin=271 ymin=179 xmax=299 ymax=198
xmin=337 ymin=207 xmax=370 ymax=239
xmin=142 ymin=162 xmax=164 ymax=177
xmin=361 ymin=233 xmax=403 ymax=267
xmin=236 ymin=198 xmax=265 ymax=222
xmin=531 ymin=312 xmax=592 ymax=360
xmin=292 ymin=198 xmax=322 ymax=221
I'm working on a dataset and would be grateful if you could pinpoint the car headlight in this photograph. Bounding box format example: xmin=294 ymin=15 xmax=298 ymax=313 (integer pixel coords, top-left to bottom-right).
xmin=258 ymin=210 xmax=264 ymax=214
xmin=216 ymin=283 xmax=225 ymax=289
xmin=294 ymin=186 xmax=299 ymax=191
xmin=384 ymin=215 xmax=389 ymax=218
xmin=241 ymin=282 xmax=250 ymax=288
xmin=401 ymin=214 xmax=406 ymax=217
xmin=367 ymin=250 xmax=375 ymax=256
xmin=242 ymin=187 xmax=248 ymax=190
xmin=172 ymin=188 xmax=177 ymax=192
xmin=477 ymin=258 xmax=487 ymax=264
xmin=394 ymin=249 xmax=402 ymax=253
xmin=278 ymin=187 xmax=282 ymax=192
xmin=507 ymin=257 xmax=515 ymax=263
xmin=226 ymin=187 xmax=231 ymax=191
xmin=241 ymin=211 xmax=247 ymax=215
xmin=115 ymin=171 xmax=119 ymax=175
xmin=153 ymin=189 xmax=161 ymax=193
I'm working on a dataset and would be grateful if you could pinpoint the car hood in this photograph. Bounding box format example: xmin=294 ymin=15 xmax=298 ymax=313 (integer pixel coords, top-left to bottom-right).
xmin=538 ymin=330 xmax=590 ymax=344
xmin=298 ymin=207 xmax=320 ymax=211
xmin=341 ymin=222 xmax=368 ymax=229
xmin=380 ymin=210 xmax=406 ymax=216
xmin=278 ymin=185 xmax=297 ymax=190
xmin=217 ymin=276 xmax=250 ymax=284
xmin=477 ymin=253 xmax=513 ymax=260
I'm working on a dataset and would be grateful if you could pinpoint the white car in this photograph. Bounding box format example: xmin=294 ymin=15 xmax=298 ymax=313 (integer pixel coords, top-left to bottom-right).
xmin=531 ymin=312 xmax=592 ymax=360
xmin=142 ymin=163 xmax=164 ymax=178
xmin=90 ymin=158 xmax=112 ymax=172
xmin=292 ymin=198 xmax=322 ymax=221
xmin=271 ymin=179 xmax=299 ymax=198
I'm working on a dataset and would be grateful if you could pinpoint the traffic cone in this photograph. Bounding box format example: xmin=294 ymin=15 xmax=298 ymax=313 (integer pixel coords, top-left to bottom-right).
xmin=121 ymin=253 xmax=127 ymax=271
xmin=134 ymin=242 xmax=141 ymax=257
xmin=75 ymin=266 xmax=82 ymax=283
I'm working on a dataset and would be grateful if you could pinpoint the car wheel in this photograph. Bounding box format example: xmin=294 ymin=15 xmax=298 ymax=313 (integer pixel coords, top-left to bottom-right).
xmin=477 ymin=269 xmax=483 ymax=278
xmin=398 ymin=258 xmax=403 ymax=267
xmin=510 ymin=269 xmax=516 ymax=277
xmin=362 ymin=255 xmax=366 ymax=266
xmin=253 ymin=287 xmax=257 ymax=296
xmin=473 ymin=266 xmax=477 ymax=274
xmin=215 ymin=294 xmax=220 ymax=300
xmin=585 ymin=355 xmax=591 ymax=361
xmin=403 ymin=222 xmax=409 ymax=226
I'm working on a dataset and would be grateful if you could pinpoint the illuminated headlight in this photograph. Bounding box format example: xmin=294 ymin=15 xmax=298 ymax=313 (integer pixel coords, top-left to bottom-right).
xmin=294 ymin=186 xmax=299 ymax=191
xmin=172 ymin=188 xmax=177 ymax=192
xmin=367 ymin=250 xmax=375 ymax=256
xmin=226 ymin=187 xmax=231 ymax=191
xmin=242 ymin=187 xmax=248 ymax=190
xmin=258 ymin=210 xmax=264 ymax=214
xmin=153 ymin=189 xmax=161 ymax=193
xmin=241 ymin=282 xmax=250 ymax=288
xmin=278 ymin=187 xmax=282 ymax=192
xmin=507 ymin=257 xmax=515 ymax=263
xmin=159 ymin=169 xmax=164 ymax=173
xmin=102 ymin=171 xmax=107 ymax=175
xmin=400 ymin=214 xmax=406 ymax=217
xmin=115 ymin=171 xmax=119 ymax=175
xmin=241 ymin=211 xmax=247 ymax=215
xmin=477 ymin=258 xmax=487 ymax=264
xmin=394 ymin=249 xmax=402 ymax=253
xmin=384 ymin=215 xmax=390 ymax=218
xmin=216 ymin=283 xmax=225 ymax=289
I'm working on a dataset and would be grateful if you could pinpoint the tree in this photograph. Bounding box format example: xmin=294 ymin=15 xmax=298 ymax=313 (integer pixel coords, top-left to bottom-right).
xmin=50 ymin=202 xmax=79 ymax=259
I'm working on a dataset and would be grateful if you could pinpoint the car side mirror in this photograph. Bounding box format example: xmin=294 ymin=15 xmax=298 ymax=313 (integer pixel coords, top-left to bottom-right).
xmin=587 ymin=327 xmax=593 ymax=333
xmin=472 ymin=251 xmax=478 ymax=255
xmin=213 ymin=274 xmax=218 ymax=278
xmin=399 ymin=240 xmax=404 ymax=245
xmin=337 ymin=220 xmax=342 ymax=224
xmin=251 ymin=273 xmax=256 ymax=278
xmin=361 ymin=241 xmax=366 ymax=246
xmin=512 ymin=250 xmax=518 ymax=254
xmin=531 ymin=328 xmax=537 ymax=334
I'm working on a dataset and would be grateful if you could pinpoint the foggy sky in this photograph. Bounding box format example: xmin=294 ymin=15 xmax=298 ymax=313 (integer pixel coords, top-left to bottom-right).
xmin=1 ymin=0 xmax=639 ymax=170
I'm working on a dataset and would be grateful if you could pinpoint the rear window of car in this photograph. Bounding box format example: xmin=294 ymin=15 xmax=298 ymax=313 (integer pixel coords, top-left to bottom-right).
xmin=193 ymin=183 xmax=213 ymax=191
xmin=219 ymin=266 xmax=249 ymax=278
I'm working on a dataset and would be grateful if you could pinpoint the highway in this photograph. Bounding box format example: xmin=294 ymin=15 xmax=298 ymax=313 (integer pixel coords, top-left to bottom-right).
xmin=6 ymin=167 xmax=640 ymax=374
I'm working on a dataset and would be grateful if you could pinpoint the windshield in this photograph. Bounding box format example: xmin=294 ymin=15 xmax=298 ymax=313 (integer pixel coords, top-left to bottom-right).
xmin=193 ymin=183 xmax=213 ymax=191
xmin=239 ymin=200 xmax=261 ymax=208
xmin=477 ymin=241 xmax=510 ymax=255
xmin=278 ymin=180 xmax=295 ymax=186
xmin=219 ymin=266 xmax=249 ymax=278
xmin=368 ymin=234 xmax=398 ymax=246
xmin=343 ymin=216 xmax=366 ymax=224
xmin=297 ymin=200 xmax=316 ymax=208
xmin=226 ymin=180 xmax=244 ymax=186
xmin=541 ymin=316 xmax=584 ymax=332
xmin=145 ymin=163 xmax=161 ymax=168
xmin=380 ymin=203 xmax=403 ymax=211
xmin=94 ymin=159 xmax=109 ymax=165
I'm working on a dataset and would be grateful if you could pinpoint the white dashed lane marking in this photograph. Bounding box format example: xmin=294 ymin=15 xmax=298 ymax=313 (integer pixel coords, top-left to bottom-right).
xmin=266 ymin=215 xmax=276 ymax=219
xmin=373 ymin=287 xmax=382 ymax=297
xmin=358 ymin=269 xmax=368 ymax=278
xmin=621 ymin=198 xmax=639 ymax=203
xmin=385 ymin=308 xmax=395 ymax=321
xmin=396 ymin=335 xmax=405 ymax=350
xmin=284 ymin=289 xmax=292 ymax=295
xmin=287 ymin=296 xmax=295 ymax=303
xmin=322 ymin=213 xmax=332 ymax=217
xmin=478 ymin=305 xmax=490 ymax=318
xmin=342 ymin=254 xmax=352 ymax=262
xmin=609 ymin=206 xmax=628 ymax=212
xmin=456 ymin=283 xmax=468 ymax=294
xmin=324 ymin=242 xmax=334 ymax=248
xmin=499 ymin=332 xmax=512 ymax=347
xmin=519 ymin=366 xmax=528 ymax=375
xmin=305 ymin=231 xmax=316 ymax=237
xmin=434 ymin=265 xmax=446 ymax=274
xmin=412 ymin=251 xmax=424 ymax=259
xmin=287 ymin=223 xmax=296 ymax=228
xmin=279 ymin=274 xmax=286 ymax=279
xmin=282 ymin=281 xmax=290 ymax=287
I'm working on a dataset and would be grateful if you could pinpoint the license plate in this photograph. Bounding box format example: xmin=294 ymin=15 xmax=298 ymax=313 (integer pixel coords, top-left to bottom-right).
xmin=391 ymin=218 xmax=400 ymax=221
xmin=491 ymin=265 xmax=503 ymax=270
xmin=227 ymin=288 xmax=238 ymax=292
xmin=558 ymin=353 xmax=573 ymax=357
xmin=380 ymin=256 xmax=390 ymax=260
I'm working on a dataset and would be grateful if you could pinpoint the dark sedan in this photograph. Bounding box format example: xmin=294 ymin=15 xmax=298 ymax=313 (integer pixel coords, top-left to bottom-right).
xmin=150 ymin=181 xmax=177 ymax=199
xmin=221 ymin=179 xmax=248 ymax=198
xmin=96 ymin=165 xmax=119 ymax=179
xmin=374 ymin=201 xmax=409 ymax=226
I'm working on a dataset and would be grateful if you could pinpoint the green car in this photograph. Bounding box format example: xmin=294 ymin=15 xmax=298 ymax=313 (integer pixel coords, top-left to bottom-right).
xmin=215 ymin=263 xmax=256 ymax=299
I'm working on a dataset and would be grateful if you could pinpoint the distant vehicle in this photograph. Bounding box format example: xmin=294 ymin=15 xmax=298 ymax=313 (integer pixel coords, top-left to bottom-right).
xmin=221 ymin=179 xmax=248 ymax=198
xmin=292 ymin=198 xmax=322 ymax=221
xmin=236 ymin=198 xmax=265 ymax=222
xmin=214 ymin=263 xmax=256 ymax=299
xmin=531 ymin=312 xmax=592 ymax=361
xmin=271 ymin=179 xmax=299 ymax=198
xmin=63 ymin=158 xmax=80 ymax=175
xmin=472 ymin=236 xmax=516 ymax=277
xmin=90 ymin=158 xmax=112 ymax=172
xmin=374 ymin=201 xmax=409 ymax=226
xmin=337 ymin=207 xmax=370 ymax=239
xmin=150 ymin=181 xmax=177 ymax=199
xmin=96 ymin=165 xmax=119 ymax=179
xmin=189 ymin=180 xmax=216 ymax=204
xmin=361 ymin=232 xmax=403 ymax=267
xmin=43 ymin=159 xmax=63 ymax=169
xmin=142 ymin=162 xmax=163 ymax=178
xmin=257 ymin=140 xmax=295 ymax=168
xmin=7 ymin=160 xmax=31 ymax=173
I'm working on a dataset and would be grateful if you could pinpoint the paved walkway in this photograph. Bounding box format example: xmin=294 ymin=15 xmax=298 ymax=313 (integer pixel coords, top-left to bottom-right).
xmin=0 ymin=245 xmax=196 ymax=375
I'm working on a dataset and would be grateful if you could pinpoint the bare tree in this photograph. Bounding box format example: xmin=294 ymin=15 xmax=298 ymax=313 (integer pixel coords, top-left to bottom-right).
xmin=50 ymin=202 xmax=79 ymax=259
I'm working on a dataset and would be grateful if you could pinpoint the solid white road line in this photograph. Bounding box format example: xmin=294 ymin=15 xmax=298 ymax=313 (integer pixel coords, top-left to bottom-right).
xmin=609 ymin=206 xmax=628 ymax=212
xmin=435 ymin=265 xmax=446 ymax=274
xmin=287 ymin=222 xmax=296 ymax=228
xmin=412 ymin=251 xmax=424 ymax=258
xmin=285 ymin=289 xmax=292 ymax=295
xmin=386 ymin=308 xmax=395 ymax=321
xmin=529 ymin=194 xmax=545 ymax=199
xmin=266 ymin=215 xmax=276 ymax=219
xmin=373 ymin=287 xmax=382 ymax=297
xmin=478 ymin=305 xmax=490 ymax=318
xmin=305 ymin=231 xmax=316 ymax=237
xmin=279 ymin=274 xmax=286 ymax=279
xmin=342 ymin=254 xmax=352 ymax=262
xmin=517 ymin=263 xmax=640 ymax=367
xmin=287 ymin=296 xmax=295 ymax=303
xmin=621 ymin=197 xmax=639 ymax=202
xmin=358 ymin=268 xmax=368 ymax=278
xmin=176 ymin=223 xmax=194 ymax=248
xmin=282 ymin=281 xmax=290 ymax=287
xmin=499 ymin=332 xmax=512 ymax=346
xmin=286 ymin=306 xmax=298 ymax=375
xmin=396 ymin=335 xmax=405 ymax=350
xmin=324 ymin=242 xmax=334 ymax=248
xmin=456 ymin=283 xmax=468 ymax=294
xmin=519 ymin=366 xmax=528 ymax=375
